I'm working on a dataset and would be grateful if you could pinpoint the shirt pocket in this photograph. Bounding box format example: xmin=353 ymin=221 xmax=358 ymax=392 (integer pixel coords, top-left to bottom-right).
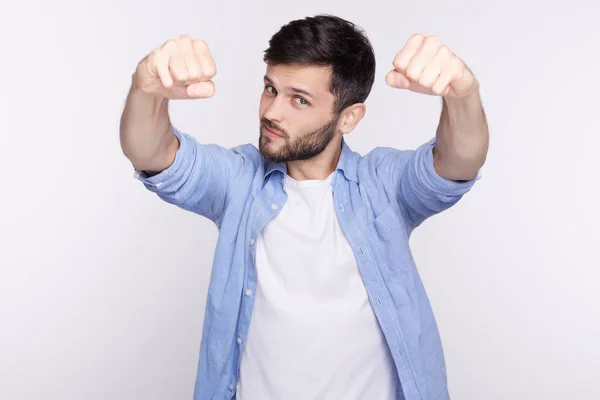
xmin=372 ymin=205 xmax=413 ymax=277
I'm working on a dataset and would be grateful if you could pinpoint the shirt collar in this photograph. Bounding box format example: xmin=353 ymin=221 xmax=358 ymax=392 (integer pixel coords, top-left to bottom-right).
xmin=264 ymin=137 xmax=358 ymax=183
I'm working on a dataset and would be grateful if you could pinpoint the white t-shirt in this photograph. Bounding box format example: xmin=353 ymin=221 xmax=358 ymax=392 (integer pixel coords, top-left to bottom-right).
xmin=236 ymin=172 xmax=397 ymax=400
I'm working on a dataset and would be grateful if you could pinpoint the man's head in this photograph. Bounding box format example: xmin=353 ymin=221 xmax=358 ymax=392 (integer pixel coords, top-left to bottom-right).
xmin=258 ymin=14 xmax=376 ymax=163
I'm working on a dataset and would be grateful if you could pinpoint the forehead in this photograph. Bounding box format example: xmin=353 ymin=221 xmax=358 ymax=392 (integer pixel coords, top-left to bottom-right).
xmin=264 ymin=64 xmax=334 ymax=101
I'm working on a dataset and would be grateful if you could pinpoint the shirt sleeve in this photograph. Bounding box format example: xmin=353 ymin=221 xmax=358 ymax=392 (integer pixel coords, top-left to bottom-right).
xmin=134 ymin=126 xmax=247 ymax=224
xmin=394 ymin=137 xmax=481 ymax=229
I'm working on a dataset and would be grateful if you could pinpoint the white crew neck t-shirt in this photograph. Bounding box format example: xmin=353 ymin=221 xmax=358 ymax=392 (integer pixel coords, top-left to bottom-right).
xmin=236 ymin=172 xmax=397 ymax=400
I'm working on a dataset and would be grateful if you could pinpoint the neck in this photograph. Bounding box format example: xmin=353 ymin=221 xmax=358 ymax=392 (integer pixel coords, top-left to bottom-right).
xmin=286 ymin=136 xmax=343 ymax=181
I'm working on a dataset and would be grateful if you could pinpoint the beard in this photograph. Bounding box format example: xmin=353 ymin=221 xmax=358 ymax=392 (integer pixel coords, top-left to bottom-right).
xmin=259 ymin=115 xmax=340 ymax=163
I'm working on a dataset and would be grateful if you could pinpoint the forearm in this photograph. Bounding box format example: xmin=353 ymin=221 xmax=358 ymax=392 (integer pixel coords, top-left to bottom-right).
xmin=119 ymin=74 xmax=178 ymax=173
xmin=433 ymin=89 xmax=489 ymax=181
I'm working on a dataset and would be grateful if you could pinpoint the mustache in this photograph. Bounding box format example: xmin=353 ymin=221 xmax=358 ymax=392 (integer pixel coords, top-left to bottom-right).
xmin=261 ymin=118 xmax=287 ymax=138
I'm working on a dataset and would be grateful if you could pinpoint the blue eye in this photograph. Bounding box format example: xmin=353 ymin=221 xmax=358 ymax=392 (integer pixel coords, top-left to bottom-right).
xmin=265 ymin=85 xmax=277 ymax=95
xmin=295 ymin=97 xmax=308 ymax=106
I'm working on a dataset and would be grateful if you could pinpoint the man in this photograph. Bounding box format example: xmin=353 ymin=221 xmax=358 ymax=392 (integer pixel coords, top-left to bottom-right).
xmin=120 ymin=14 xmax=488 ymax=400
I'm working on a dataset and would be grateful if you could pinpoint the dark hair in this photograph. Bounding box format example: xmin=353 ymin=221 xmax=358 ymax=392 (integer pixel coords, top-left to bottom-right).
xmin=263 ymin=14 xmax=376 ymax=115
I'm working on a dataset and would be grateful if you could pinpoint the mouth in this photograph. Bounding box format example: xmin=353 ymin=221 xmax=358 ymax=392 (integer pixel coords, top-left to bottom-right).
xmin=263 ymin=126 xmax=284 ymax=139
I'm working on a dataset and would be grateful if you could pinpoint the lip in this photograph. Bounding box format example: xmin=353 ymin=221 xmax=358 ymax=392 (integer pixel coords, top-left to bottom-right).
xmin=264 ymin=126 xmax=284 ymax=139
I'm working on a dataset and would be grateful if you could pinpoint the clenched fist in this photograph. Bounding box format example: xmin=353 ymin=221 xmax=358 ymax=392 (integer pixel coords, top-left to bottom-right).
xmin=134 ymin=34 xmax=217 ymax=100
xmin=385 ymin=34 xmax=478 ymax=99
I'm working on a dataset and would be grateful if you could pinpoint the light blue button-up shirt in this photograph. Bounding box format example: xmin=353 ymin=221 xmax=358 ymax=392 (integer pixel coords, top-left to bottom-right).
xmin=136 ymin=127 xmax=478 ymax=400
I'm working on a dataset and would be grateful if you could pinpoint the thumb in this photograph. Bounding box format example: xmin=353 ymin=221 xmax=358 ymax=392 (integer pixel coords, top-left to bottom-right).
xmin=186 ymin=81 xmax=216 ymax=98
xmin=385 ymin=70 xmax=411 ymax=89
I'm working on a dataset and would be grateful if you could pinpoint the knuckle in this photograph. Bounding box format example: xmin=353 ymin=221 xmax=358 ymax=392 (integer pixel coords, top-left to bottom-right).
xmin=148 ymin=49 xmax=161 ymax=63
xmin=175 ymin=68 xmax=188 ymax=80
xmin=163 ymin=39 xmax=177 ymax=49
xmin=451 ymin=55 xmax=462 ymax=67
xmin=432 ymin=85 xmax=445 ymax=95
xmin=162 ymin=40 xmax=178 ymax=54
xmin=178 ymin=34 xmax=192 ymax=42
xmin=170 ymin=66 xmax=187 ymax=81
xmin=175 ymin=74 xmax=188 ymax=83
xmin=187 ymin=69 xmax=201 ymax=80
xmin=203 ymin=64 xmax=217 ymax=78
xmin=417 ymin=76 xmax=430 ymax=87
xmin=430 ymin=35 xmax=443 ymax=47
xmin=438 ymin=45 xmax=451 ymax=56
xmin=410 ymin=33 xmax=424 ymax=41
xmin=194 ymin=39 xmax=209 ymax=50
xmin=405 ymin=69 xmax=419 ymax=81
xmin=392 ymin=58 xmax=404 ymax=71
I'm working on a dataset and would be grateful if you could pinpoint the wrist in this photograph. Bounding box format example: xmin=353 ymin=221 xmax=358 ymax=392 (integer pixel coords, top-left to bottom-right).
xmin=444 ymin=84 xmax=480 ymax=106
xmin=131 ymin=73 xmax=168 ymax=102
xmin=443 ymin=89 xmax=482 ymax=118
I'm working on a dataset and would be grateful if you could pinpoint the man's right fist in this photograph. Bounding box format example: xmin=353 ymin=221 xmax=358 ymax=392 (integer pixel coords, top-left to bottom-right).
xmin=134 ymin=35 xmax=217 ymax=100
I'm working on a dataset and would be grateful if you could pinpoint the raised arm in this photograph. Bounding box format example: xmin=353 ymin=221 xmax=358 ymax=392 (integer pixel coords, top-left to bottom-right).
xmin=119 ymin=35 xmax=247 ymax=223
xmin=383 ymin=34 xmax=489 ymax=227
xmin=120 ymin=35 xmax=216 ymax=173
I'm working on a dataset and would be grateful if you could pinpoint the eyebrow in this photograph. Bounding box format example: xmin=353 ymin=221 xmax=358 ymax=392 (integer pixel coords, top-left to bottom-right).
xmin=264 ymin=75 xmax=315 ymax=100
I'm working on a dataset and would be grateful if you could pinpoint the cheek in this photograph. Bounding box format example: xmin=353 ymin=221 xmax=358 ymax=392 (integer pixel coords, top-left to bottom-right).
xmin=290 ymin=117 xmax=318 ymax=137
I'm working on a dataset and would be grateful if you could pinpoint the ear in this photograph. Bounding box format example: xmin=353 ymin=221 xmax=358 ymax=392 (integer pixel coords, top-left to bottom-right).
xmin=338 ymin=103 xmax=366 ymax=135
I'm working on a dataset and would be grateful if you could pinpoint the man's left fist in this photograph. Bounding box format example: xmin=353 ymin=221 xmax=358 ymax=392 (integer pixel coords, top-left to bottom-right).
xmin=385 ymin=34 xmax=478 ymax=99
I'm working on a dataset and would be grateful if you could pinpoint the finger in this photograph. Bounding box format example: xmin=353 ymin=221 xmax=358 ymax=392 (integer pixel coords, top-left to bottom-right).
xmin=393 ymin=33 xmax=425 ymax=73
xmin=194 ymin=39 xmax=216 ymax=81
xmin=166 ymin=40 xmax=188 ymax=84
xmin=149 ymin=49 xmax=173 ymax=88
xmin=178 ymin=35 xmax=202 ymax=81
xmin=432 ymin=66 xmax=454 ymax=96
xmin=186 ymin=81 xmax=215 ymax=98
xmin=386 ymin=70 xmax=433 ymax=95
xmin=418 ymin=45 xmax=452 ymax=89
xmin=385 ymin=70 xmax=411 ymax=89
xmin=404 ymin=36 xmax=442 ymax=83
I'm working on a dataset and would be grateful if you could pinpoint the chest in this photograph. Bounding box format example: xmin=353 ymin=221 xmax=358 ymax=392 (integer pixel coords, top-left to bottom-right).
xmin=256 ymin=182 xmax=364 ymax=299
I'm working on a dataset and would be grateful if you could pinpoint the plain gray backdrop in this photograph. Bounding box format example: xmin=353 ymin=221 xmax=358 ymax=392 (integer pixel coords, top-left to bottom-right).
xmin=1 ymin=0 xmax=599 ymax=399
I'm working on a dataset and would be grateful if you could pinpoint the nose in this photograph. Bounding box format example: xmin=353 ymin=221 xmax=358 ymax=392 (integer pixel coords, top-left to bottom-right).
xmin=263 ymin=97 xmax=284 ymax=123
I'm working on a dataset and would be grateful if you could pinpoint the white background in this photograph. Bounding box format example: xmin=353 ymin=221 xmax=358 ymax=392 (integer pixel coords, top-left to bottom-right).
xmin=1 ymin=0 xmax=599 ymax=399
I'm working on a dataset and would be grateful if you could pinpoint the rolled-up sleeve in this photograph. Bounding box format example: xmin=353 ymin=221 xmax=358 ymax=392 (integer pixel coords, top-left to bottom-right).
xmin=135 ymin=126 xmax=246 ymax=224
xmin=396 ymin=137 xmax=481 ymax=228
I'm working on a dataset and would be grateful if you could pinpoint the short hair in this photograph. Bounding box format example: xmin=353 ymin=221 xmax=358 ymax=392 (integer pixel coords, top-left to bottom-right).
xmin=263 ymin=14 xmax=376 ymax=115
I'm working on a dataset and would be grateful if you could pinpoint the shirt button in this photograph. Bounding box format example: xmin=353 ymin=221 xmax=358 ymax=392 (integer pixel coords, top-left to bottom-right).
xmin=249 ymin=238 xmax=255 ymax=246
xmin=229 ymin=384 xmax=234 ymax=391
xmin=237 ymin=337 xmax=242 ymax=345
xmin=245 ymin=289 xmax=253 ymax=297
xmin=271 ymin=203 xmax=278 ymax=210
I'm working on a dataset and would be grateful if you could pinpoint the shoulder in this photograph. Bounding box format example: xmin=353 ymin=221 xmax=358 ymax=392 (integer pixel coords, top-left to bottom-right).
xmin=227 ymin=143 xmax=264 ymax=169
xmin=357 ymin=145 xmax=415 ymax=173
xmin=231 ymin=143 xmax=262 ymax=158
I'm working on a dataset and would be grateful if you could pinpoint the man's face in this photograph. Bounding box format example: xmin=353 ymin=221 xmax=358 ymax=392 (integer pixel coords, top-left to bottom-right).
xmin=259 ymin=64 xmax=340 ymax=163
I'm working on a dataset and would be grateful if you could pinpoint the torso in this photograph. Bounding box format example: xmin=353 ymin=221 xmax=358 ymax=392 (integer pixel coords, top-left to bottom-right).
xmin=236 ymin=172 xmax=398 ymax=400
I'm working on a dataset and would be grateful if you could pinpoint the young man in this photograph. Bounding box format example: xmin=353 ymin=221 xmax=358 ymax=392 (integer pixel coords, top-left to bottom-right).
xmin=120 ymin=14 xmax=488 ymax=400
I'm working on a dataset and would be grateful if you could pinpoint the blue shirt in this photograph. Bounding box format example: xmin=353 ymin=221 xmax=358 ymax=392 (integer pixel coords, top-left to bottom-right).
xmin=136 ymin=127 xmax=478 ymax=400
